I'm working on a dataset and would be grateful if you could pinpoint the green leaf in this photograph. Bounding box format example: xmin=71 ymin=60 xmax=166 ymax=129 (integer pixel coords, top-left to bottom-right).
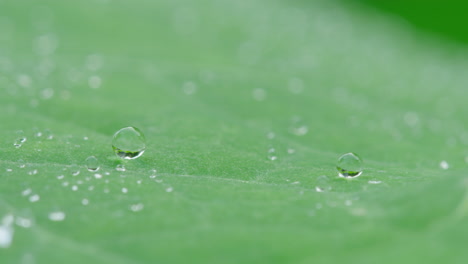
xmin=1 ymin=0 xmax=467 ymax=263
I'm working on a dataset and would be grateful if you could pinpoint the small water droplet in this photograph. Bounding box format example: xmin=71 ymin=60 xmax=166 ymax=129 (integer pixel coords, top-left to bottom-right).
xmin=18 ymin=159 xmax=26 ymax=169
xmin=57 ymin=175 xmax=64 ymax=180
xmin=440 ymin=160 xmax=449 ymax=170
xmin=85 ymin=156 xmax=100 ymax=172
xmin=136 ymin=180 xmax=142 ymax=184
xmin=112 ymin=127 xmax=146 ymax=159
xmin=267 ymin=148 xmax=277 ymax=161
xmin=48 ymin=211 xmax=65 ymax=221
xmin=6 ymin=168 xmax=12 ymax=172
xmin=83 ymin=136 xmax=89 ymax=141
xmin=130 ymin=203 xmax=144 ymax=212
xmin=121 ymin=188 xmax=128 ymax=193
xmin=14 ymin=137 xmax=27 ymax=148
xmin=15 ymin=217 xmax=32 ymax=228
xmin=72 ymin=170 xmax=80 ymax=176
xmin=81 ymin=199 xmax=89 ymax=205
xmin=71 ymin=185 xmax=78 ymax=191
xmin=28 ymin=169 xmax=38 ymax=175
xmin=287 ymin=148 xmax=295 ymax=154
xmin=165 ymin=187 xmax=173 ymax=192
xmin=291 ymin=125 xmax=308 ymax=136
xmin=336 ymin=153 xmax=363 ymax=178
xmin=88 ymin=75 xmax=102 ymax=89
xmin=182 ymin=81 xmax=197 ymax=95
xmin=29 ymin=194 xmax=40 ymax=203
xmin=155 ymin=179 xmax=163 ymax=183
xmin=252 ymin=88 xmax=266 ymax=101
xmin=62 ymin=181 xmax=69 ymax=187
xmin=266 ymin=132 xmax=275 ymax=139
xmin=88 ymin=186 xmax=94 ymax=191
xmin=291 ymin=181 xmax=300 ymax=185
xmin=315 ymin=175 xmax=332 ymax=192
xmin=94 ymin=173 xmax=102 ymax=179
xmin=368 ymin=180 xmax=382 ymax=184
xmin=116 ymin=164 xmax=126 ymax=172
xmin=21 ymin=188 xmax=32 ymax=196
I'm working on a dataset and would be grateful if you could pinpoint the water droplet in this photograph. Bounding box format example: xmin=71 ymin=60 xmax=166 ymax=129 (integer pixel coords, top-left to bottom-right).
xmin=15 ymin=217 xmax=32 ymax=228
xmin=130 ymin=203 xmax=144 ymax=212
xmin=252 ymin=88 xmax=267 ymax=101
xmin=29 ymin=194 xmax=40 ymax=203
xmin=136 ymin=180 xmax=142 ymax=184
xmin=291 ymin=181 xmax=300 ymax=185
xmin=0 ymin=215 xmax=14 ymax=248
xmin=14 ymin=137 xmax=27 ymax=148
xmin=86 ymin=156 xmax=100 ymax=172
xmin=165 ymin=187 xmax=173 ymax=192
xmin=18 ymin=159 xmax=26 ymax=169
xmin=88 ymin=75 xmax=102 ymax=89
xmin=6 ymin=168 xmax=12 ymax=172
xmin=267 ymin=148 xmax=277 ymax=161
xmin=155 ymin=179 xmax=163 ymax=183
xmin=315 ymin=175 xmax=332 ymax=192
xmin=28 ymin=169 xmax=38 ymax=175
xmin=440 ymin=160 xmax=449 ymax=170
xmin=287 ymin=148 xmax=296 ymax=154
xmin=121 ymin=188 xmax=128 ymax=193
xmin=368 ymin=180 xmax=382 ymax=184
xmin=62 ymin=181 xmax=69 ymax=187
xmin=290 ymin=125 xmax=308 ymax=136
xmin=116 ymin=164 xmax=126 ymax=172
xmin=48 ymin=211 xmax=65 ymax=221
xmin=71 ymin=185 xmax=78 ymax=191
xmin=288 ymin=77 xmax=304 ymax=94
xmin=83 ymin=136 xmax=89 ymax=141
xmin=21 ymin=188 xmax=32 ymax=196
xmin=336 ymin=153 xmax=363 ymax=178
xmin=182 ymin=81 xmax=197 ymax=95
xmin=94 ymin=173 xmax=102 ymax=179
xmin=266 ymin=132 xmax=275 ymax=139
xmin=72 ymin=170 xmax=80 ymax=176
xmin=112 ymin=127 xmax=146 ymax=159
xmin=81 ymin=199 xmax=89 ymax=205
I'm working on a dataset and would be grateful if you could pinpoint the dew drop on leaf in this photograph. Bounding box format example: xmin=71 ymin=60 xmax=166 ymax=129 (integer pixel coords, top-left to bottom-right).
xmin=336 ymin=153 xmax=363 ymax=178
xmin=112 ymin=127 xmax=146 ymax=160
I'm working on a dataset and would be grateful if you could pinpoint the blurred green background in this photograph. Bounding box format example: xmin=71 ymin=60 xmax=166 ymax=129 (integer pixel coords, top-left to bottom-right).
xmin=0 ymin=0 xmax=467 ymax=263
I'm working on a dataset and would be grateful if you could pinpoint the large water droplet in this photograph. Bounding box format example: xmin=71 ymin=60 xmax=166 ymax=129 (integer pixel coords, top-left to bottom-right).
xmin=112 ymin=127 xmax=146 ymax=159
xmin=336 ymin=153 xmax=363 ymax=178
xmin=315 ymin=175 xmax=332 ymax=192
xmin=85 ymin=156 xmax=100 ymax=172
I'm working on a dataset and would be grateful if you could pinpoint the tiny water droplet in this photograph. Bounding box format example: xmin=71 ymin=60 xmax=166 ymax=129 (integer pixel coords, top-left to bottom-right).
xmin=112 ymin=127 xmax=146 ymax=159
xmin=165 ymin=187 xmax=173 ymax=192
xmin=336 ymin=153 xmax=363 ymax=178
xmin=116 ymin=164 xmax=126 ymax=172
xmin=0 ymin=224 xmax=13 ymax=248
xmin=48 ymin=211 xmax=65 ymax=221
xmin=28 ymin=169 xmax=38 ymax=175
xmin=85 ymin=156 xmax=100 ymax=172
xmin=71 ymin=185 xmax=78 ymax=191
xmin=6 ymin=168 xmax=12 ymax=172
xmin=136 ymin=180 xmax=142 ymax=184
xmin=81 ymin=199 xmax=89 ymax=205
xmin=94 ymin=173 xmax=102 ymax=179
xmin=121 ymin=188 xmax=128 ymax=193
xmin=130 ymin=203 xmax=144 ymax=212
xmin=368 ymin=180 xmax=382 ymax=184
xmin=440 ymin=160 xmax=449 ymax=170
xmin=21 ymin=188 xmax=32 ymax=196
xmin=18 ymin=159 xmax=26 ymax=168
xmin=29 ymin=194 xmax=40 ymax=203
xmin=315 ymin=175 xmax=332 ymax=192
xmin=15 ymin=217 xmax=32 ymax=228
xmin=72 ymin=170 xmax=80 ymax=176
xmin=62 ymin=181 xmax=69 ymax=187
